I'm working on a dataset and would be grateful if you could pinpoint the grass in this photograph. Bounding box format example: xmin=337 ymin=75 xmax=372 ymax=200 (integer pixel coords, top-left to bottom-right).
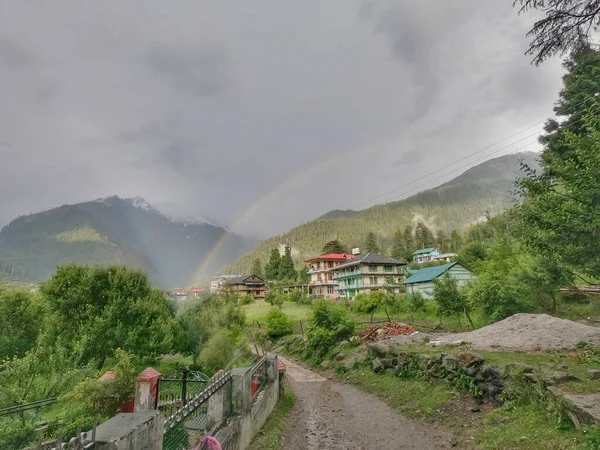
xmin=342 ymin=369 xmax=456 ymax=417
xmin=247 ymin=389 xmax=295 ymax=450
xmin=244 ymin=301 xmax=312 ymax=323
xmin=477 ymin=403 xmax=581 ymax=450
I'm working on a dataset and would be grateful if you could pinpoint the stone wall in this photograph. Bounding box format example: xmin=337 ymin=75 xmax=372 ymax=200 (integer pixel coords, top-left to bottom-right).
xmin=368 ymin=342 xmax=504 ymax=403
xmin=93 ymin=411 xmax=164 ymax=450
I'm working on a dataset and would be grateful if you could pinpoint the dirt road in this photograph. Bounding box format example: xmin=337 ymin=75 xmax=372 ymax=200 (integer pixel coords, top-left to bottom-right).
xmin=280 ymin=358 xmax=454 ymax=450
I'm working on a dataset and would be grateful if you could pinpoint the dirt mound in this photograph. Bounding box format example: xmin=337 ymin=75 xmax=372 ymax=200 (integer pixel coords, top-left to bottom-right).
xmin=429 ymin=313 xmax=600 ymax=351
xmin=359 ymin=322 xmax=417 ymax=341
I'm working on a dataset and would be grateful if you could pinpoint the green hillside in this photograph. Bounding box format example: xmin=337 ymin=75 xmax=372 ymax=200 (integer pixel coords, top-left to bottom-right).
xmin=0 ymin=196 xmax=256 ymax=288
xmin=221 ymin=152 xmax=538 ymax=274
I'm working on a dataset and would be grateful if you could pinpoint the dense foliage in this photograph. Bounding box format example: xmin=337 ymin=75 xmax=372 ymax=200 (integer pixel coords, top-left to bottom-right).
xmin=306 ymin=300 xmax=356 ymax=360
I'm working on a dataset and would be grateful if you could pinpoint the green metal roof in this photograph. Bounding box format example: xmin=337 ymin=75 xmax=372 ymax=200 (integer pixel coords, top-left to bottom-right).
xmin=402 ymin=262 xmax=459 ymax=284
xmin=412 ymin=247 xmax=437 ymax=256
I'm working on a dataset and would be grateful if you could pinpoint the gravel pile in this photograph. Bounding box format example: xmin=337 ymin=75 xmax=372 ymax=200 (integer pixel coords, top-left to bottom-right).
xmin=387 ymin=313 xmax=600 ymax=351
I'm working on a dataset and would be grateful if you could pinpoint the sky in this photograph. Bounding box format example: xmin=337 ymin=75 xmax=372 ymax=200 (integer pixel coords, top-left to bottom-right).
xmin=0 ymin=0 xmax=565 ymax=237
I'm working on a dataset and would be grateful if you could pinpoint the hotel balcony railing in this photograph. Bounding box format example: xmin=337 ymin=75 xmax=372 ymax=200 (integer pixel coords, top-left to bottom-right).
xmin=335 ymin=280 xmax=400 ymax=290
xmin=332 ymin=269 xmax=399 ymax=279
xmin=310 ymin=280 xmax=338 ymax=286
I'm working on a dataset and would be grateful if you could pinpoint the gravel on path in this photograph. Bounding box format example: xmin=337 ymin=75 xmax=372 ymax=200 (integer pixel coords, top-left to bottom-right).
xmin=280 ymin=357 xmax=454 ymax=450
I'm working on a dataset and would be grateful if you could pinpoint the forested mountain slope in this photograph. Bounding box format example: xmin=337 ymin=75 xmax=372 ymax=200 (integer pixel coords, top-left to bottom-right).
xmin=222 ymin=152 xmax=538 ymax=274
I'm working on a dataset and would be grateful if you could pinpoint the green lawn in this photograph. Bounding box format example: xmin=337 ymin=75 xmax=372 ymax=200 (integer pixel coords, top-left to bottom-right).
xmin=245 ymin=301 xmax=312 ymax=323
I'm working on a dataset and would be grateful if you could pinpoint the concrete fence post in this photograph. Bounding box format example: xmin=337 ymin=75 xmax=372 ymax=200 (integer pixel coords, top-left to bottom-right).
xmin=134 ymin=367 xmax=161 ymax=412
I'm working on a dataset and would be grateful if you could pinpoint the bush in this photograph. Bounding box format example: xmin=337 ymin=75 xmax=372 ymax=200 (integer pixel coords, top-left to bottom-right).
xmin=306 ymin=300 xmax=355 ymax=360
xmin=470 ymin=272 xmax=531 ymax=322
xmin=265 ymin=291 xmax=284 ymax=308
xmin=410 ymin=292 xmax=425 ymax=312
xmin=290 ymin=290 xmax=312 ymax=305
xmin=197 ymin=333 xmax=234 ymax=374
xmin=240 ymin=295 xmax=255 ymax=305
xmin=265 ymin=309 xmax=294 ymax=339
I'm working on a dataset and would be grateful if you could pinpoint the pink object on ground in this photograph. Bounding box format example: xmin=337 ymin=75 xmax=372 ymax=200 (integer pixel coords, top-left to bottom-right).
xmin=194 ymin=436 xmax=222 ymax=450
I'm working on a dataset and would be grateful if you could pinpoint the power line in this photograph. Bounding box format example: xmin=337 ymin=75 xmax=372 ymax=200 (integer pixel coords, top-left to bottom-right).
xmin=362 ymin=108 xmax=594 ymax=208
xmin=349 ymin=95 xmax=597 ymax=211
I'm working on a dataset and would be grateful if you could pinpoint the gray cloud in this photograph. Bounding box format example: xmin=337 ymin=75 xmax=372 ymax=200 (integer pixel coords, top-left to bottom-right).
xmin=0 ymin=0 xmax=564 ymax=236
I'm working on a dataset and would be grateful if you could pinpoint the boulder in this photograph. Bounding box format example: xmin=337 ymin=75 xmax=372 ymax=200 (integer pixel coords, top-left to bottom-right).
xmin=457 ymin=352 xmax=484 ymax=368
xmin=442 ymin=356 xmax=460 ymax=373
xmin=320 ymin=360 xmax=332 ymax=370
xmin=428 ymin=363 xmax=444 ymax=378
xmin=372 ymin=358 xmax=384 ymax=373
xmin=465 ymin=366 xmax=480 ymax=377
xmin=381 ymin=358 xmax=395 ymax=369
xmin=541 ymin=370 xmax=579 ymax=386
xmin=505 ymin=363 xmax=535 ymax=375
xmin=338 ymin=345 xmax=369 ymax=371
xmin=368 ymin=342 xmax=390 ymax=357
xmin=483 ymin=366 xmax=503 ymax=381
xmin=418 ymin=354 xmax=432 ymax=372
xmin=548 ymin=386 xmax=600 ymax=430
xmin=588 ymin=369 xmax=600 ymax=380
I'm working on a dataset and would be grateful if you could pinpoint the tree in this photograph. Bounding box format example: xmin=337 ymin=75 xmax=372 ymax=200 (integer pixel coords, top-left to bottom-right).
xmin=364 ymin=232 xmax=380 ymax=253
xmin=321 ymin=239 xmax=349 ymax=254
xmin=433 ymin=274 xmax=474 ymax=328
xmin=403 ymin=225 xmax=415 ymax=258
xmin=40 ymin=264 xmax=175 ymax=369
xmin=450 ymin=229 xmax=463 ymax=253
xmin=435 ymin=230 xmax=448 ymax=252
xmin=514 ymin=0 xmax=600 ymax=65
xmin=264 ymin=249 xmax=281 ymax=281
xmin=522 ymin=257 xmax=574 ymax=311
xmin=0 ymin=288 xmax=44 ymax=360
xmin=279 ymin=245 xmax=297 ymax=281
xmin=457 ymin=242 xmax=489 ymax=273
xmin=296 ymin=266 xmax=311 ymax=284
xmin=391 ymin=229 xmax=408 ymax=261
xmin=415 ymin=222 xmax=435 ymax=248
xmin=517 ymin=55 xmax=600 ymax=279
xmin=250 ymin=258 xmax=264 ymax=278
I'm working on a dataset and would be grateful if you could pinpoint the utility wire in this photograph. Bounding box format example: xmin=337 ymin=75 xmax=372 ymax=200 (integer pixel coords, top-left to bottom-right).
xmin=349 ymin=95 xmax=597 ymax=211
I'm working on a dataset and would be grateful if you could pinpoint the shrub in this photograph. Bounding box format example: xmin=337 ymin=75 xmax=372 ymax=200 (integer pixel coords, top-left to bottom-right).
xmin=470 ymin=272 xmax=531 ymax=322
xmin=290 ymin=290 xmax=311 ymax=305
xmin=197 ymin=333 xmax=234 ymax=374
xmin=265 ymin=309 xmax=294 ymax=339
xmin=306 ymin=300 xmax=355 ymax=360
xmin=240 ymin=295 xmax=255 ymax=305
xmin=265 ymin=291 xmax=284 ymax=308
xmin=410 ymin=292 xmax=425 ymax=312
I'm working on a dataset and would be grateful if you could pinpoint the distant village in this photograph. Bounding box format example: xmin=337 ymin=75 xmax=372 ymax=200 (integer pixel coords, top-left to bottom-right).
xmin=170 ymin=247 xmax=477 ymax=301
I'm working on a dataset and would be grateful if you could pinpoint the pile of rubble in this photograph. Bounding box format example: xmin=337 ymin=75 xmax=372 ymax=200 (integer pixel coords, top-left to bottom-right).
xmin=359 ymin=322 xmax=417 ymax=342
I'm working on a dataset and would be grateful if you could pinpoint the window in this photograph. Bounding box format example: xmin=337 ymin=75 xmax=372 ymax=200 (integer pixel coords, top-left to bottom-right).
xmin=385 ymin=277 xmax=395 ymax=285
xmin=369 ymin=276 xmax=378 ymax=285
xmin=384 ymin=265 xmax=393 ymax=272
xmin=369 ymin=265 xmax=378 ymax=272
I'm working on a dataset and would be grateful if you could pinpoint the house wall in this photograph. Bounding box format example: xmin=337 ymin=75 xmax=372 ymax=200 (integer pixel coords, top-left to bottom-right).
xmin=334 ymin=263 xmax=404 ymax=298
xmin=406 ymin=265 xmax=476 ymax=299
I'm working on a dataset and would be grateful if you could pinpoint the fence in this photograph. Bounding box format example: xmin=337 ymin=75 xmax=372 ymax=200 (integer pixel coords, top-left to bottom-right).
xmin=156 ymin=370 xmax=209 ymax=418
xmin=0 ymin=397 xmax=58 ymax=418
xmin=22 ymin=424 xmax=97 ymax=450
xmin=162 ymin=370 xmax=233 ymax=450
xmin=249 ymin=357 xmax=268 ymax=401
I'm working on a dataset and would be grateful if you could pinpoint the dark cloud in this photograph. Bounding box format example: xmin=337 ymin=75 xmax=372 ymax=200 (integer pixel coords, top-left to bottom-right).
xmin=0 ymin=0 xmax=564 ymax=235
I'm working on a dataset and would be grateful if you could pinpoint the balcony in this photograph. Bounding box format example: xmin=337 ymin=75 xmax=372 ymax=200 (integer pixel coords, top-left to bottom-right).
xmin=335 ymin=280 xmax=400 ymax=290
xmin=332 ymin=269 xmax=399 ymax=279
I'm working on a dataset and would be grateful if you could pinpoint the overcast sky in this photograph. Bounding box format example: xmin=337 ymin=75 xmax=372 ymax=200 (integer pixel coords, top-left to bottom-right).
xmin=0 ymin=0 xmax=564 ymax=237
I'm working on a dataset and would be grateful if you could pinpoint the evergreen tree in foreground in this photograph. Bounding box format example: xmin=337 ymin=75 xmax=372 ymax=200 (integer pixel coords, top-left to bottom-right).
xmin=279 ymin=244 xmax=297 ymax=281
xmin=264 ymin=249 xmax=281 ymax=281
xmin=364 ymin=232 xmax=380 ymax=254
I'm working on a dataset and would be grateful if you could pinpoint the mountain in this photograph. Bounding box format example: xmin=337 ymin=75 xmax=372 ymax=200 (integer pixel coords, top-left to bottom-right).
xmin=222 ymin=152 xmax=538 ymax=274
xmin=0 ymin=196 xmax=257 ymax=288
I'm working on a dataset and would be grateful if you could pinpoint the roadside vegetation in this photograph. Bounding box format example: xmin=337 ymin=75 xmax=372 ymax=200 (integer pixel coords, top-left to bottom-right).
xmin=247 ymin=390 xmax=295 ymax=450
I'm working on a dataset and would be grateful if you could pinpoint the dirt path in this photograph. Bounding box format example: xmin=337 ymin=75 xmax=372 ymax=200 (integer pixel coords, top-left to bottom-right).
xmin=280 ymin=358 xmax=454 ymax=450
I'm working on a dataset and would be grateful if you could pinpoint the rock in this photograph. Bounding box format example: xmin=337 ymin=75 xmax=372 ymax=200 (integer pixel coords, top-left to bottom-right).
xmin=465 ymin=366 xmax=479 ymax=377
xmin=548 ymin=386 xmax=600 ymax=430
xmin=428 ymin=363 xmax=444 ymax=378
xmin=418 ymin=354 xmax=432 ymax=372
xmin=391 ymin=357 xmax=399 ymax=367
xmin=338 ymin=345 xmax=370 ymax=371
xmin=542 ymin=370 xmax=579 ymax=386
xmin=387 ymin=343 xmax=407 ymax=357
xmin=505 ymin=363 xmax=535 ymax=375
xmin=484 ymin=366 xmax=503 ymax=381
xmin=457 ymin=352 xmax=484 ymax=368
xmin=372 ymin=358 xmax=384 ymax=373
xmin=446 ymin=373 xmax=457 ymax=382
xmin=442 ymin=356 xmax=460 ymax=373
xmin=381 ymin=358 xmax=394 ymax=369
xmin=470 ymin=406 xmax=480 ymax=413
xmin=334 ymin=352 xmax=346 ymax=361
xmin=588 ymin=369 xmax=600 ymax=380
xmin=368 ymin=342 xmax=390 ymax=357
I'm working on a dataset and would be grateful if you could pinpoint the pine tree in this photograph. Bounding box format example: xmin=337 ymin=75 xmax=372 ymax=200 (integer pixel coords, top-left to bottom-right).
xmin=435 ymin=230 xmax=448 ymax=252
xmin=279 ymin=245 xmax=297 ymax=281
xmin=403 ymin=225 xmax=415 ymax=260
xmin=250 ymin=258 xmax=264 ymax=278
xmin=415 ymin=222 xmax=435 ymax=248
xmin=391 ymin=229 xmax=407 ymax=261
xmin=364 ymin=232 xmax=380 ymax=254
xmin=296 ymin=266 xmax=311 ymax=284
xmin=321 ymin=239 xmax=349 ymax=254
xmin=450 ymin=229 xmax=463 ymax=253
xmin=264 ymin=249 xmax=281 ymax=281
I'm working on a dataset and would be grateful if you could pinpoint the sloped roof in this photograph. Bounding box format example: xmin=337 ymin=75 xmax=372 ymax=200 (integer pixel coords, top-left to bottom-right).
xmin=332 ymin=252 xmax=406 ymax=270
xmin=412 ymin=248 xmax=438 ymax=256
xmin=304 ymin=253 xmax=355 ymax=263
xmin=223 ymin=275 xmax=265 ymax=285
xmin=402 ymin=262 xmax=460 ymax=284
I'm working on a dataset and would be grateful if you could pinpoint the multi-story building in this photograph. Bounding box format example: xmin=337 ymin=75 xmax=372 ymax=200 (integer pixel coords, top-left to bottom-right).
xmin=222 ymin=275 xmax=267 ymax=299
xmin=330 ymin=253 xmax=407 ymax=298
xmin=412 ymin=247 xmax=441 ymax=264
xmin=304 ymin=253 xmax=356 ymax=298
xmin=210 ymin=275 xmax=241 ymax=293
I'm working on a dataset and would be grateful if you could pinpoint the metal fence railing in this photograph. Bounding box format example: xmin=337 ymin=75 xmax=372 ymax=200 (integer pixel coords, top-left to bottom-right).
xmin=156 ymin=370 xmax=209 ymax=418
xmin=249 ymin=357 xmax=268 ymax=402
xmin=162 ymin=371 xmax=233 ymax=450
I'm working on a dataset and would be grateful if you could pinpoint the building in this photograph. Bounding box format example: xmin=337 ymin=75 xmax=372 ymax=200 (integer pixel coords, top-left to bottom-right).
xmin=304 ymin=253 xmax=356 ymax=298
xmin=432 ymin=253 xmax=458 ymax=263
xmin=210 ymin=275 xmax=242 ymax=293
xmin=222 ymin=275 xmax=267 ymax=299
xmin=402 ymin=262 xmax=476 ymax=298
xmin=412 ymin=248 xmax=441 ymax=264
xmin=330 ymin=253 xmax=407 ymax=298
